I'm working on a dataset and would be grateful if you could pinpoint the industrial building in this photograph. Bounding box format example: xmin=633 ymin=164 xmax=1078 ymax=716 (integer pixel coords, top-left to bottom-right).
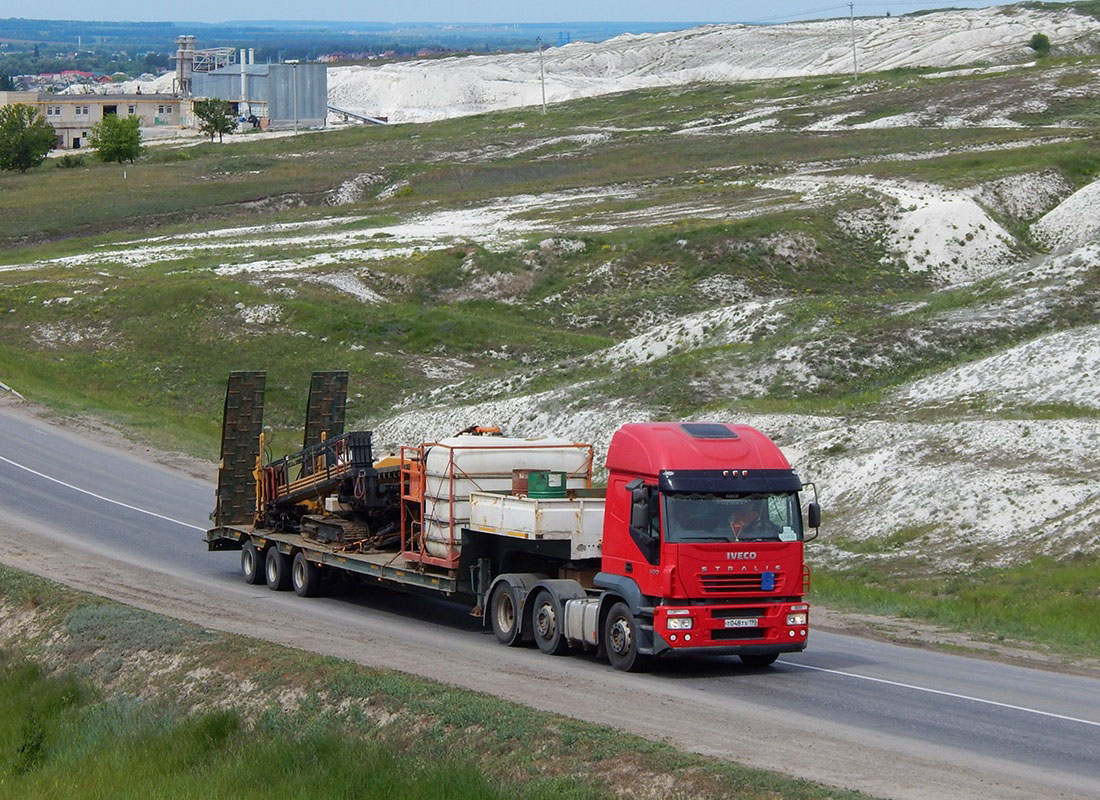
xmin=188 ymin=51 xmax=327 ymax=129
xmin=0 ymin=90 xmax=180 ymax=150
xmin=0 ymin=35 xmax=327 ymax=150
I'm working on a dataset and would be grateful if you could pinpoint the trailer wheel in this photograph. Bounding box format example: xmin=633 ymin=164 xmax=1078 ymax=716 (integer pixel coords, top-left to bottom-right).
xmin=265 ymin=547 xmax=292 ymax=591
xmin=292 ymin=551 xmax=322 ymax=598
xmin=530 ymin=589 xmax=568 ymax=656
xmin=241 ymin=541 xmax=266 ymax=585
xmin=490 ymin=583 xmax=522 ymax=646
xmin=604 ymin=601 xmax=648 ymax=672
xmin=739 ymin=653 xmax=778 ymax=668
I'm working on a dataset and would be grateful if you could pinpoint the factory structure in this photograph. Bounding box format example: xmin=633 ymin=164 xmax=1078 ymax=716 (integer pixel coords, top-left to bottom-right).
xmin=0 ymin=35 xmax=327 ymax=150
xmin=175 ymin=36 xmax=328 ymax=130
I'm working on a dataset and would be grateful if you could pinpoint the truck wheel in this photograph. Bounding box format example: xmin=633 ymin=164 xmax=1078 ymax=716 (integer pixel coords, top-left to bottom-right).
xmin=739 ymin=653 xmax=779 ymax=668
xmin=265 ymin=547 xmax=291 ymax=591
xmin=292 ymin=551 xmax=322 ymax=598
xmin=241 ymin=541 xmax=265 ymax=585
xmin=490 ymin=583 xmax=522 ymax=646
xmin=604 ymin=601 xmax=648 ymax=672
xmin=530 ymin=589 xmax=568 ymax=656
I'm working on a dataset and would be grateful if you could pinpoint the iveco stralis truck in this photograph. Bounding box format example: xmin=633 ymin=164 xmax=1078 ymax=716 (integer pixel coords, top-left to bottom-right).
xmin=206 ymin=371 xmax=820 ymax=671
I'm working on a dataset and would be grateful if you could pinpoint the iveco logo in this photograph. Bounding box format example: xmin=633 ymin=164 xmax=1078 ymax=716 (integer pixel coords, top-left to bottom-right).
xmin=727 ymin=552 xmax=756 ymax=560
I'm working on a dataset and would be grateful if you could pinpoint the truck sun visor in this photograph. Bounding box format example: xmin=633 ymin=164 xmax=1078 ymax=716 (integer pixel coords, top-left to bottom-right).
xmin=658 ymin=468 xmax=802 ymax=493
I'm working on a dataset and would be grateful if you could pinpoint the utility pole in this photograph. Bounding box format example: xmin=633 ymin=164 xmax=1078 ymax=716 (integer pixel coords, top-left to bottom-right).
xmin=849 ymin=2 xmax=859 ymax=84
xmin=536 ymin=36 xmax=546 ymax=114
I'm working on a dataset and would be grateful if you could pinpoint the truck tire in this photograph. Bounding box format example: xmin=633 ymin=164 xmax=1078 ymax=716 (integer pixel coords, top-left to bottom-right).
xmin=241 ymin=541 xmax=265 ymax=585
xmin=604 ymin=601 xmax=649 ymax=672
xmin=291 ymin=551 xmax=322 ymax=598
xmin=265 ymin=547 xmax=292 ymax=591
xmin=739 ymin=653 xmax=779 ymax=668
xmin=490 ymin=583 xmax=522 ymax=646
xmin=530 ymin=588 xmax=568 ymax=656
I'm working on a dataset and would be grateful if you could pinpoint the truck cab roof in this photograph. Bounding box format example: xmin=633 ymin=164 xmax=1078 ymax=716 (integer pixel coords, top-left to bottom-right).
xmin=606 ymin=422 xmax=792 ymax=478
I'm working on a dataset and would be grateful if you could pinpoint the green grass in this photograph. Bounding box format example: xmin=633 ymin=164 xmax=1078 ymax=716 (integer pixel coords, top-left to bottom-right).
xmin=812 ymin=555 xmax=1100 ymax=657
xmin=1022 ymin=1 xmax=1100 ymax=21
xmin=0 ymin=565 xmax=872 ymax=800
xmin=828 ymin=524 xmax=935 ymax=555
xmin=0 ymin=262 xmax=611 ymax=457
xmin=849 ymin=136 xmax=1099 ymax=187
xmin=0 ymin=655 xmax=583 ymax=800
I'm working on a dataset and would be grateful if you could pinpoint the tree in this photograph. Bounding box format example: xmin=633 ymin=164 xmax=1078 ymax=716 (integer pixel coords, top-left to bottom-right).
xmin=1029 ymin=33 xmax=1051 ymax=57
xmin=0 ymin=104 xmax=55 ymax=173
xmin=0 ymin=73 xmax=15 ymax=90
xmin=193 ymin=99 xmax=237 ymax=143
xmin=89 ymin=114 xmax=141 ymax=163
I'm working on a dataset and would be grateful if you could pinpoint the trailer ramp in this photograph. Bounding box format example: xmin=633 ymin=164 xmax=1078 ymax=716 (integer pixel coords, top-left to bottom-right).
xmin=213 ymin=370 xmax=266 ymax=528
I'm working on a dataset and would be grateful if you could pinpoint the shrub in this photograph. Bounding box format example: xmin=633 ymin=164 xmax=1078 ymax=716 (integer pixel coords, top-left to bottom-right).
xmin=55 ymin=154 xmax=85 ymax=169
xmin=89 ymin=114 xmax=142 ymax=164
xmin=0 ymin=103 xmax=55 ymax=172
xmin=1029 ymin=33 xmax=1051 ymax=56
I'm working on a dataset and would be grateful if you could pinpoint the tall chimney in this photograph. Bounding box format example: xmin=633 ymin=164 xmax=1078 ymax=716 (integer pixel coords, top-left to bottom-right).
xmin=175 ymin=35 xmax=195 ymax=96
xmin=240 ymin=49 xmax=248 ymax=116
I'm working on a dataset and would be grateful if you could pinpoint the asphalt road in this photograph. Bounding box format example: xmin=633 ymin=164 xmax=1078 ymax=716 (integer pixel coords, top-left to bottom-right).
xmin=1 ymin=403 xmax=1098 ymax=800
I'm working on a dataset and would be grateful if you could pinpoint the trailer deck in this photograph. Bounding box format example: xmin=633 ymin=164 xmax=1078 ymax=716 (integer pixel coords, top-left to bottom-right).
xmin=207 ymin=525 xmax=461 ymax=595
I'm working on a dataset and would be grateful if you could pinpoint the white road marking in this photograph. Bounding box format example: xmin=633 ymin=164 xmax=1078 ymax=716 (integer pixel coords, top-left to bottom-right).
xmin=0 ymin=453 xmax=206 ymax=531
xmin=786 ymin=661 xmax=1100 ymax=728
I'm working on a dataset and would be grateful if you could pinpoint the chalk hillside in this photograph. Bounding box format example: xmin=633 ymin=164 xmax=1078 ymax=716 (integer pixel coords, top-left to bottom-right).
xmin=3 ymin=2 xmax=1100 ymax=580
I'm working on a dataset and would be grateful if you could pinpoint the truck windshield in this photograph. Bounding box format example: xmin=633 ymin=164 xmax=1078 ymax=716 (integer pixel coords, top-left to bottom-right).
xmin=663 ymin=493 xmax=803 ymax=543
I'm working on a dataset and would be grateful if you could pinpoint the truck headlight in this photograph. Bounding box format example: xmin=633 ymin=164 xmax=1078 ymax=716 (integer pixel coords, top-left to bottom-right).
xmin=786 ymin=613 xmax=808 ymax=626
xmin=667 ymin=617 xmax=694 ymax=630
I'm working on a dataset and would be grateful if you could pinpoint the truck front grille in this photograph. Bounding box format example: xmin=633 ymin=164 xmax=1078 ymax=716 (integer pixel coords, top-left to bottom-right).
xmin=698 ymin=573 xmax=781 ymax=593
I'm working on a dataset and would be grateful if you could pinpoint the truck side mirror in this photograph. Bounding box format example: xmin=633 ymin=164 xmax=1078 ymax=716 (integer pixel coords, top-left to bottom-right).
xmin=807 ymin=502 xmax=821 ymax=530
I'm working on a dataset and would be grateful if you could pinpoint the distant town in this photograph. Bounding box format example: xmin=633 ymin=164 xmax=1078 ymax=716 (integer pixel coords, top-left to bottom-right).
xmin=3 ymin=47 xmax=454 ymax=94
xmin=0 ymin=17 xmax=697 ymax=93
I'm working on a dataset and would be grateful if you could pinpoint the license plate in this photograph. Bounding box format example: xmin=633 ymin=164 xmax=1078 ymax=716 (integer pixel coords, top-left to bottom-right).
xmin=724 ymin=618 xmax=759 ymax=628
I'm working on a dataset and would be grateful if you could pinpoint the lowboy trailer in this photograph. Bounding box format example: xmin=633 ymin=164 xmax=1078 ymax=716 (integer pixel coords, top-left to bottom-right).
xmin=206 ymin=371 xmax=820 ymax=671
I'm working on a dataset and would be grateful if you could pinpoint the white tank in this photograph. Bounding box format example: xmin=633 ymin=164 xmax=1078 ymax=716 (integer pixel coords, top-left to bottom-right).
xmin=420 ymin=435 xmax=591 ymax=560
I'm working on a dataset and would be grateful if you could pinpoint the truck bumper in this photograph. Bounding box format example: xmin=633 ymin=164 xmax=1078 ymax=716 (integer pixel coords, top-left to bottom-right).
xmin=650 ymin=635 xmax=806 ymax=658
xmin=648 ymin=601 xmax=811 ymax=655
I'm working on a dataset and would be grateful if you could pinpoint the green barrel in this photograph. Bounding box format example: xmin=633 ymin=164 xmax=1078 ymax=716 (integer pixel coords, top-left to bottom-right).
xmin=527 ymin=470 xmax=568 ymax=498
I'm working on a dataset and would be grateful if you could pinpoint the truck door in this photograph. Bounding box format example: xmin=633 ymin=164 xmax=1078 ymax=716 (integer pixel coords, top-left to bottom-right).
xmin=601 ymin=476 xmax=663 ymax=596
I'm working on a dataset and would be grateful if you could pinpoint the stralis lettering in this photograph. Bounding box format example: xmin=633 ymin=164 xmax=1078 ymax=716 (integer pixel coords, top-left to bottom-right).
xmin=726 ymin=552 xmax=756 ymax=560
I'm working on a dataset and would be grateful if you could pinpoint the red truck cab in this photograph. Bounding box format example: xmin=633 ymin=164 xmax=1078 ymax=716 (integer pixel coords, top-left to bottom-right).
xmin=595 ymin=422 xmax=817 ymax=669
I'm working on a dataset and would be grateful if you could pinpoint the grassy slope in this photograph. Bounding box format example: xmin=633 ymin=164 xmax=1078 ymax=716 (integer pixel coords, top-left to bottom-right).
xmin=1 ymin=60 xmax=1098 ymax=655
xmin=813 ymin=556 xmax=1100 ymax=657
xmin=0 ymin=565 xmax=870 ymax=800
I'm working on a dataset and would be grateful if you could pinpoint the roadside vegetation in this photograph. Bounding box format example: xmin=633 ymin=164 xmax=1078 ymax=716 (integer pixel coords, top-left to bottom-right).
xmin=814 ymin=556 xmax=1100 ymax=658
xmin=0 ymin=566 xmax=870 ymax=800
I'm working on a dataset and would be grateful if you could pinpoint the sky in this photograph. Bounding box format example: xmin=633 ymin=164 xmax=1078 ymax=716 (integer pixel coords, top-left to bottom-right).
xmin=16 ymin=1 xmax=1048 ymax=25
